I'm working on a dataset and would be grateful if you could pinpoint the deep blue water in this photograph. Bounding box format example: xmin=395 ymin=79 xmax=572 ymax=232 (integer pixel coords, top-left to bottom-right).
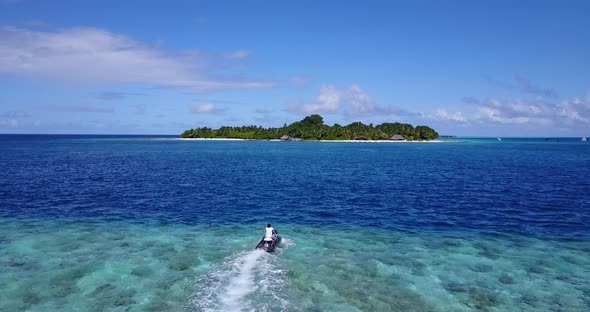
xmin=1 ymin=135 xmax=589 ymax=238
xmin=2 ymin=135 xmax=590 ymax=311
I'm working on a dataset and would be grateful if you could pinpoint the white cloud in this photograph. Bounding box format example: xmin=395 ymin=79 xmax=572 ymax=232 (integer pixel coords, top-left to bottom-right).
xmin=298 ymin=85 xmax=342 ymax=114
xmin=557 ymin=97 xmax=590 ymax=124
xmin=430 ymin=109 xmax=467 ymax=122
xmin=0 ymin=119 xmax=19 ymax=127
xmin=0 ymin=26 xmax=273 ymax=92
xmin=289 ymin=85 xmax=423 ymax=121
xmin=346 ymin=85 xmax=378 ymax=114
xmin=93 ymin=120 xmax=105 ymax=129
xmin=190 ymin=103 xmax=223 ymax=114
xmin=474 ymin=106 xmax=536 ymax=124
xmin=0 ymin=110 xmax=29 ymax=128
xmin=292 ymin=84 xmax=391 ymax=116
xmin=289 ymin=84 xmax=589 ymax=133
xmin=474 ymin=97 xmax=589 ymax=126
xmin=429 ymin=96 xmax=590 ymax=129
xmin=223 ymin=49 xmax=251 ymax=59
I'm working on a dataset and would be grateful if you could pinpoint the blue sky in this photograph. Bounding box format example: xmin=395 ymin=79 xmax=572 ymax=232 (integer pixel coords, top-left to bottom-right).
xmin=1 ymin=0 xmax=589 ymax=136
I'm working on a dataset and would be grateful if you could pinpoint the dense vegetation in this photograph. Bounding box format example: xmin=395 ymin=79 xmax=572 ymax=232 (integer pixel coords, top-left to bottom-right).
xmin=181 ymin=114 xmax=438 ymax=141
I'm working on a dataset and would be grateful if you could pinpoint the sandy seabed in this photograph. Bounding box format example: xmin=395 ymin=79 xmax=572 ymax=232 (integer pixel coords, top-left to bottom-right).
xmin=1 ymin=220 xmax=588 ymax=312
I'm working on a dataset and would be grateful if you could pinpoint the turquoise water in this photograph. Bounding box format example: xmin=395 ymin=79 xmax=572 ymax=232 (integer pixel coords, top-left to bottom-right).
xmin=0 ymin=135 xmax=589 ymax=311
xmin=1 ymin=219 xmax=588 ymax=311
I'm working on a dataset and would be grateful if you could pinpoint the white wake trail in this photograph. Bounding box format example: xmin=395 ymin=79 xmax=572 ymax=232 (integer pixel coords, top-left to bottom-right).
xmin=221 ymin=249 xmax=265 ymax=311
xmin=188 ymin=246 xmax=292 ymax=312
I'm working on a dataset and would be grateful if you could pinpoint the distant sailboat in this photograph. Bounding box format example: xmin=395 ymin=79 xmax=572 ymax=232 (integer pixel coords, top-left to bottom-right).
xmin=583 ymin=137 xmax=587 ymax=142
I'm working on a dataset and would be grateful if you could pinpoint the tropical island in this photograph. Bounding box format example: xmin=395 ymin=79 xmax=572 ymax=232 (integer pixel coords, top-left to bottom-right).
xmin=181 ymin=114 xmax=438 ymax=141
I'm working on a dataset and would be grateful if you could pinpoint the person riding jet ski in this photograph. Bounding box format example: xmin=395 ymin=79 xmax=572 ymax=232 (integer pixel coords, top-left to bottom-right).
xmin=264 ymin=224 xmax=277 ymax=247
xmin=256 ymin=223 xmax=281 ymax=252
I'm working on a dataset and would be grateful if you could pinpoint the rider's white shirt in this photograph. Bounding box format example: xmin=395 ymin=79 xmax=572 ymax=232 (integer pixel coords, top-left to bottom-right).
xmin=264 ymin=227 xmax=274 ymax=241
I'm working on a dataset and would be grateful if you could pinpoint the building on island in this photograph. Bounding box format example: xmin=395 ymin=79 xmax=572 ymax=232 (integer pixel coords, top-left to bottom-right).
xmin=280 ymin=135 xmax=301 ymax=141
xmin=390 ymin=135 xmax=406 ymax=141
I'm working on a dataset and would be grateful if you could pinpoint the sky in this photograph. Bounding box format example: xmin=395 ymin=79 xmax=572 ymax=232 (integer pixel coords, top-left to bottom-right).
xmin=0 ymin=0 xmax=589 ymax=136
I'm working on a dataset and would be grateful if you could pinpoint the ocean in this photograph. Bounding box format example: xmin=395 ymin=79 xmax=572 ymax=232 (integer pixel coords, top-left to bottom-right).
xmin=0 ymin=135 xmax=588 ymax=311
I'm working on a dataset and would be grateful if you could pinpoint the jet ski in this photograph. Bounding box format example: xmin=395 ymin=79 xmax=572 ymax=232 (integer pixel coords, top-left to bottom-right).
xmin=255 ymin=230 xmax=281 ymax=252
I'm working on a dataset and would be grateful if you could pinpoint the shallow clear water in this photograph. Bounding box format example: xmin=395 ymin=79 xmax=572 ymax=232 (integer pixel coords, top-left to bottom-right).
xmin=0 ymin=135 xmax=589 ymax=311
xmin=1 ymin=220 xmax=588 ymax=311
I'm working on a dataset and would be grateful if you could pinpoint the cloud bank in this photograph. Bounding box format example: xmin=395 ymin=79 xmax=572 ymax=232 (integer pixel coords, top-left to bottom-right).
xmin=428 ymin=96 xmax=590 ymax=129
xmin=0 ymin=26 xmax=273 ymax=92
xmin=290 ymin=83 xmax=588 ymax=134
xmin=290 ymin=85 xmax=409 ymax=117
xmin=0 ymin=110 xmax=30 ymax=128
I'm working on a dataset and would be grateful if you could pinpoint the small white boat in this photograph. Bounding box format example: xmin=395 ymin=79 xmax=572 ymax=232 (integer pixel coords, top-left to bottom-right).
xmin=497 ymin=138 xmax=502 ymax=141
xmin=583 ymin=137 xmax=587 ymax=142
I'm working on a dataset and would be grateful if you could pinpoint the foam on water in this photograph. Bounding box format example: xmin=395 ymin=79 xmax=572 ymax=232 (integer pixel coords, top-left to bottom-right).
xmin=188 ymin=242 xmax=293 ymax=311
xmin=280 ymin=238 xmax=296 ymax=250
xmin=222 ymin=250 xmax=265 ymax=309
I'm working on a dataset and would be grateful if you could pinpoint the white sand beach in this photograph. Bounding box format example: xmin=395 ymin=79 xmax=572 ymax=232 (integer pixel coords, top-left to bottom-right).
xmin=319 ymin=139 xmax=446 ymax=143
xmin=176 ymin=138 xmax=250 ymax=141
xmin=175 ymin=138 xmax=447 ymax=143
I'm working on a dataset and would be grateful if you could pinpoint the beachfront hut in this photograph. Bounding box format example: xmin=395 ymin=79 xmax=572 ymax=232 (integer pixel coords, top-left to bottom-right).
xmin=280 ymin=135 xmax=290 ymax=141
xmin=390 ymin=134 xmax=406 ymax=141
